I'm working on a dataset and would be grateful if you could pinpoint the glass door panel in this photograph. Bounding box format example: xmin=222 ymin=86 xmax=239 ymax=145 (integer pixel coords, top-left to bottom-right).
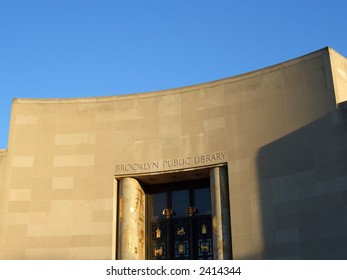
xmin=149 ymin=192 xmax=167 ymax=220
xmin=194 ymin=188 xmax=211 ymax=216
xmin=172 ymin=190 xmax=189 ymax=217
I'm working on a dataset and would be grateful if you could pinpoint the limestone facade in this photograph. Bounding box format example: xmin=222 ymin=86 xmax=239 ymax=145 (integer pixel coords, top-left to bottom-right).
xmin=1 ymin=47 xmax=347 ymax=259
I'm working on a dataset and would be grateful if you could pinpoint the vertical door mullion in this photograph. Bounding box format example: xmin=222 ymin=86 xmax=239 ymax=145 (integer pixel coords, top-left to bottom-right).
xmin=189 ymin=188 xmax=195 ymax=259
xmin=167 ymin=191 xmax=172 ymax=259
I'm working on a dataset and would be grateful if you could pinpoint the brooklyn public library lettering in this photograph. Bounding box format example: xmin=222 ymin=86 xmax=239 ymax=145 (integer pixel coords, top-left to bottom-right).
xmin=115 ymin=152 xmax=227 ymax=174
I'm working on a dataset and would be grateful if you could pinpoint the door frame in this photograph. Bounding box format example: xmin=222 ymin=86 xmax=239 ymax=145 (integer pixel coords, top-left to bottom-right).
xmin=113 ymin=164 xmax=232 ymax=260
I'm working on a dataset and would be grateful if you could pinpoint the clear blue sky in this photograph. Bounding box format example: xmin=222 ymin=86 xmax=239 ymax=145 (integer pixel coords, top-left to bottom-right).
xmin=1 ymin=0 xmax=346 ymax=148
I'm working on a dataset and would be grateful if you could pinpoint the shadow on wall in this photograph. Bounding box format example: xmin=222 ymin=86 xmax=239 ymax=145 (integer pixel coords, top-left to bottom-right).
xmin=256 ymin=109 xmax=347 ymax=259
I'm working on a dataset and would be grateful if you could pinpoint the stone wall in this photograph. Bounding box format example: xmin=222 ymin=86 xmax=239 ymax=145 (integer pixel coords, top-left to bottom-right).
xmin=0 ymin=47 xmax=346 ymax=259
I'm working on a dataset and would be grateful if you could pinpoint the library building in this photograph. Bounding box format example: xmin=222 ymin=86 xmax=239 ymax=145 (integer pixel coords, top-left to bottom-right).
xmin=0 ymin=47 xmax=347 ymax=260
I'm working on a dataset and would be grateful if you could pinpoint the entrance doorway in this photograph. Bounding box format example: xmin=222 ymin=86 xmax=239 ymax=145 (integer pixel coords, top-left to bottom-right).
xmin=114 ymin=165 xmax=231 ymax=260
xmin=146 ymin=179 xmax=213 ymax=260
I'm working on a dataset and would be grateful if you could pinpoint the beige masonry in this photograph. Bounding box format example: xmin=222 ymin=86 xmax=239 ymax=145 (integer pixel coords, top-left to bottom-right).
xmin=1 ymin=47 xmax=347 ymax=259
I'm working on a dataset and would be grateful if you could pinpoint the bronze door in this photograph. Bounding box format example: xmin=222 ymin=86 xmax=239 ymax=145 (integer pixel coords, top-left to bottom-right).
xmin=148 ymin=180 xmax=213 ymax=260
